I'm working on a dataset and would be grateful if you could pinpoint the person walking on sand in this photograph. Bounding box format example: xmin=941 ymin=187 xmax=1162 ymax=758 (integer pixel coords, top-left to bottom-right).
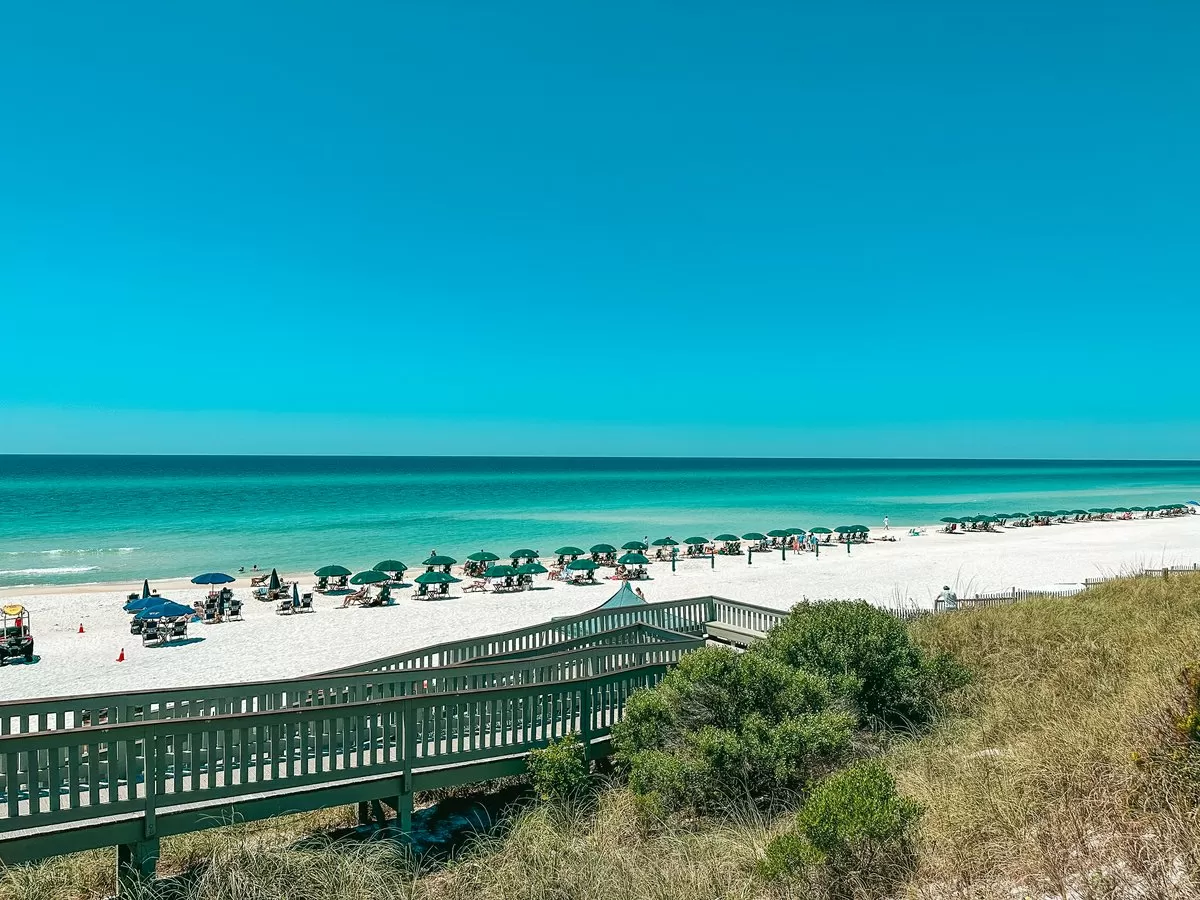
xmin=884 ymin=515 xmax=889 ymax=531
xmin=935 ymin=585 xmax=958 ymax=611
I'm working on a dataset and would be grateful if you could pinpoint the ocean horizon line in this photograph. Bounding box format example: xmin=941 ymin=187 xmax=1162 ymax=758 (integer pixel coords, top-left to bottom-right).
xmin=3 ymin=453 xmax=1200 ymax=463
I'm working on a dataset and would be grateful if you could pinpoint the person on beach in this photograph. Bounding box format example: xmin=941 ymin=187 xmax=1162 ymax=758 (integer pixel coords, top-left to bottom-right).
xmin=935 ymin=585 xmax=958 ymax=611
xmin=635 ymin=586 xmax=645 ymax=601
xmin=884 ymin=515 xmax=889 ymax=531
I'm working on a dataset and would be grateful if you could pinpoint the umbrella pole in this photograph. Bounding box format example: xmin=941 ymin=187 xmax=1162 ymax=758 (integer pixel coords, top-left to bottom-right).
xmin=748 ymin=547 xmax=753 ymax=566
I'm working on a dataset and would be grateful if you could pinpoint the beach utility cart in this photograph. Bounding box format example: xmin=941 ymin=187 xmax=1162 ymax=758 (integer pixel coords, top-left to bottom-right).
xmin=0 ymin=604 xmax=34 ymax=665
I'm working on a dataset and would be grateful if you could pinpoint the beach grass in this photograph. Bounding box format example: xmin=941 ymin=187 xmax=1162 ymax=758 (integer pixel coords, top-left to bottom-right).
xmin=5 ymin=573 xmax=1200 ymax=899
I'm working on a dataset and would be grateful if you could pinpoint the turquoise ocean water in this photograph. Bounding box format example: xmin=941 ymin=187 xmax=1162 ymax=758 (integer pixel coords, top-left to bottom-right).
xmin=0 ymin=456 xmax=1197 ymax=588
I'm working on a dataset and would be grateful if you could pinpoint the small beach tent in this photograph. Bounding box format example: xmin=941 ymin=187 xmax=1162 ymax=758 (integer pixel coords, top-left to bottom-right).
xmin=191 ymin=572 xmax=235 ymax=586
xmin=467 ymin=551 xmax=500 ymax=563
xmin=141 ymin=580 xmax=152 ymax=600
xmin=373 ymin=560 xmax=408 ymax=574
xmin=483 ymin=564 xmax=518 ymax=579
xmin=349 ymin=570 xmax=389 ymax=585
xmin=134 ymin=600 xmax=194 ymax=620
xmin=314 ymin=565 xmax=352 ymax=578
xmin=268 ymin=568 xmax=281 ymax=592
xmin=594 ymin=581 xmax=646 ymax=611
xmin=622 ymin=541 xmax=649 ymax=551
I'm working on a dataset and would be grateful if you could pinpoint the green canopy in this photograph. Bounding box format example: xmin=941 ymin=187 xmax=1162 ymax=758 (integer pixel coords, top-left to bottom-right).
xmin=834 ymin=525 xmax=854 ymax=533
xmin=1053 ymin=510 xmax=1071 ymax=516
xmin=1070 ymin=509 xmax=1088 ymax=515
xmin=373 ymin=560 xmax=408 ymax=573
xmin=618 ymin=552 xmax=649 ymax=565
xmin=713 ymin=533 xmax=740 ymax=542
xmin=467 ymin=551 xmax=500 ymax=562
xmin=422 ymin=554 xmax=457 ymax=566
xmin=808 ymin=527 xmax=833 ymax=534
xmin=741 ymin=532 xmax=767 ymax=541
xmin=350 ymin=569 xmax=389 ymax=585
xmin=1129 ymin=506 xmax=1145 ymax=512
xmin=267 ymin=568 xmax=281 ymax=591
xmin=785 ymin=527 xmax=806 ymax=535
xmin=589 ymin=543 xmax=617 ymax=554
xmin=939 ymin=517 xmax=961 ymax=524
xmin=1113 ymin=507 xmax=1130 ymax=513
xmin=509 ymin=548 xmax=540 ymax=559
xmin=483 ymin=564 xmax=518 ymax=578
xmin=517 ymin=562 xmax=548 ymax=575
xmin=651 ymin=537 xmax=678 ymax=546
xmin=314 ymin=565 xmax=351 ymax=578
xmin=594 ymin=581 xmax=645 ymax=610
xmin=621 ymin=541 xmax=649 ymax=550
xmin=567 ymin=559 xmax=600 ymax=571
xmin=683 ymin=536 xmax=708 ymax=545
xmin=766 ymin=529 xmax=790 ymax=538
xmin=555 ymin=546 xmax=585 ymax=556
xmin=415 ymin=571 xmax=460 ymax=585
xmin=852 ymin=525 xmax=870 ymax=532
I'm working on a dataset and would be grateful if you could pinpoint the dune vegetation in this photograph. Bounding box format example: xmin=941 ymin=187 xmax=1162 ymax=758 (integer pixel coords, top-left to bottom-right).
xmin=4 ymin=573 xmax=1200 ymax=900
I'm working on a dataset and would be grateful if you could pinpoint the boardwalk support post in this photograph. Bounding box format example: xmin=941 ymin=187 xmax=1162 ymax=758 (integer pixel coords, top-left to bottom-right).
xmin=116 ymin=837 xmax=159 ymax=897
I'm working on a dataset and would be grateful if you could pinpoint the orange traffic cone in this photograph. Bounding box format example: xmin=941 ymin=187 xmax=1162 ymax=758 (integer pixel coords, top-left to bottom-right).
xmin=116 ymin=648 xmax=125 ymax=663
xmin=78 ymin=623 xmax=85 ymax=634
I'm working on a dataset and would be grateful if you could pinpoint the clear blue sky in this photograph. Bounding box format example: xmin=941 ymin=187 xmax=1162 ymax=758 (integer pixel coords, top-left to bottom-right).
xmin=2 ymin=1 xmax=1197 ymax=457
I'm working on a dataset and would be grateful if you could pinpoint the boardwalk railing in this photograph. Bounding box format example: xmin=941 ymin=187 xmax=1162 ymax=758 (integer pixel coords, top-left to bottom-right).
xmin=0 ymin=623 xmax=700 ymax=740
xmin=0 ymin=664 xmax=670 ymax=872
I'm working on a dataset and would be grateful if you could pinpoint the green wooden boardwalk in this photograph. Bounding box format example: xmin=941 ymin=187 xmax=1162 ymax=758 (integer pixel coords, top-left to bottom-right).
xmin=0 ymin=595 xmax=778 ymax=892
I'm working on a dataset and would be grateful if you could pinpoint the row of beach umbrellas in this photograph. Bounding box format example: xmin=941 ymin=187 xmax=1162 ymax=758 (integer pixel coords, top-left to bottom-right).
xmin=940 ymin=503 xmax=1190 ymax=525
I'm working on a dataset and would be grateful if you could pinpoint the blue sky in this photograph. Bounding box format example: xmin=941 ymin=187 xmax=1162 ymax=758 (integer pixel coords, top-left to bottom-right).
xmin=2 ymin=1 xmax=1197 ymax=457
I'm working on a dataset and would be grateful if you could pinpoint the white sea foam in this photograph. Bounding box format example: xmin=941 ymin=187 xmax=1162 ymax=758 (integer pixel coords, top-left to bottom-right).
xmin=0 ymin=566 xmax=102 ymax=576
xmin=2 ymin=548 xmax=139 ymax=555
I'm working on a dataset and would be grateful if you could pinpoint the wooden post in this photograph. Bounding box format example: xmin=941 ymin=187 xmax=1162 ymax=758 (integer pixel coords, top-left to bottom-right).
xmin=116 ymin=837 xmax=159 ymax=896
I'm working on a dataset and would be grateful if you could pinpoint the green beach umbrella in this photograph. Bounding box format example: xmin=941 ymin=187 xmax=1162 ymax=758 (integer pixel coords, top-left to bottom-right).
xmin=621 ymin=541 xmax=649 ymax=550
xmin=852 ymin=525 xmax=870 ymax=532
xmin=467 ymin=551 xmax=500 ymax=563
xmin=1070 ymin=509 xmax=1088 ymax=515
xmin=555 ymin=546 xmax=585 ymax=556
xmin=940 ymin=517 xmax=961 ymax=524
xmin=808 ymin=527 xmax=833 ymax=534
xmin=566 ymin=558 xmax=599 ymax=571
xmin=785 ymin=527 xmax=806 ymax=535
xmin=767 ymin=529 xmax=790 ymax=538
xmin=509 ymin=549 xmax=539 ymax=559
xmin=589 ymin=543 xmax=617 ymax=554
xmin=741 ymin=532 xmax=767 ymax=541
xmin=618 ymin=552 xmax=649 ymax=565
xmin=349 ymin=569 xmax=389 ymax=585
xmin=414 ymin=571 xmax=460 ymax=585
xmin=713 ymin=533 xmax=740 ymax=542
xmin=483 ymin=564 xmax=518 ymax=578
xmin=651 ymin=537 xmax=678 ymax=546
xmin=268 ymin=568 xmax=281 ymax=591
xmin=834 ymin=526 xmax=853 ymax=533
xmin=516 ymin=562 xmax=548 ymax=575
xmin=314 ymin=565 xmax=351 ymax=578
xmin=683 ymin=536 xmax=708 ymax=545
xmin=140 ymin=579 xmax=152 ymax=599
xmin=1113 ymin=507 xmax=1130 ymax=513
xmin=422 ymin=554 xmax=457 ymax=566
xmin=373 ymin=560 xmax=408 ymax=573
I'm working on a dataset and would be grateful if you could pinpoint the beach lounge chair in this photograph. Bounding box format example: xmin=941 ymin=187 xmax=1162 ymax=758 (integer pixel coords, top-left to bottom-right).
xmin=203 ymin=597 xmax=218 ymax=623
xmin=142 ymin=620 xmax=160 ymax=645
xmin=129 ymin=617 xmax=145 ymax=635
xmin=314 ymin=576 xmax=329 ymax=593
xmin=250 ymin=573 xmax=270 ymax=587
xmin=228 ymin=597 xmax=243 ymax=620
xmin=414 ymin=583 xmax=430 ymax=599
xmin=276 ymin=596 xmax=294 ymax=615
xmin=169 ymin=618 xmax=187 ymax=640
xmin=299 ymin=592 xmax=314 ymax=612
xmin=463 ymin=579 xmax=487 ymax=592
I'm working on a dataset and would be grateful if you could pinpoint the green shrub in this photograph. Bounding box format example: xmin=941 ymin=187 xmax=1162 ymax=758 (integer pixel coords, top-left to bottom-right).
xmin=760 ymin=761 xmax=920 ymax=885
xmin=756 ymin=601 xmax=969 ymax=726
xmin=613 ymin=647 xmax=853 ymax=811
xmin=527 ymin=733 xmax=590 ymax=802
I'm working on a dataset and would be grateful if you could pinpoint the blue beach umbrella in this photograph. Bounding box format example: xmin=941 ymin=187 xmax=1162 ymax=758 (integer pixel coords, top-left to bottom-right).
xmin=191 ymin=572 xmax=235 ymax=585
xmin=124 ymin=595 xmax=165 ymax=613
xmin=135 ymin=600 xmax=194 ymax=620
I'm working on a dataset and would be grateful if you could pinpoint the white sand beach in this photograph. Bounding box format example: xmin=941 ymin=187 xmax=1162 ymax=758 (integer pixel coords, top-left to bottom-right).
xmin=2 ymin=515 xmax=1199 ymax=702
